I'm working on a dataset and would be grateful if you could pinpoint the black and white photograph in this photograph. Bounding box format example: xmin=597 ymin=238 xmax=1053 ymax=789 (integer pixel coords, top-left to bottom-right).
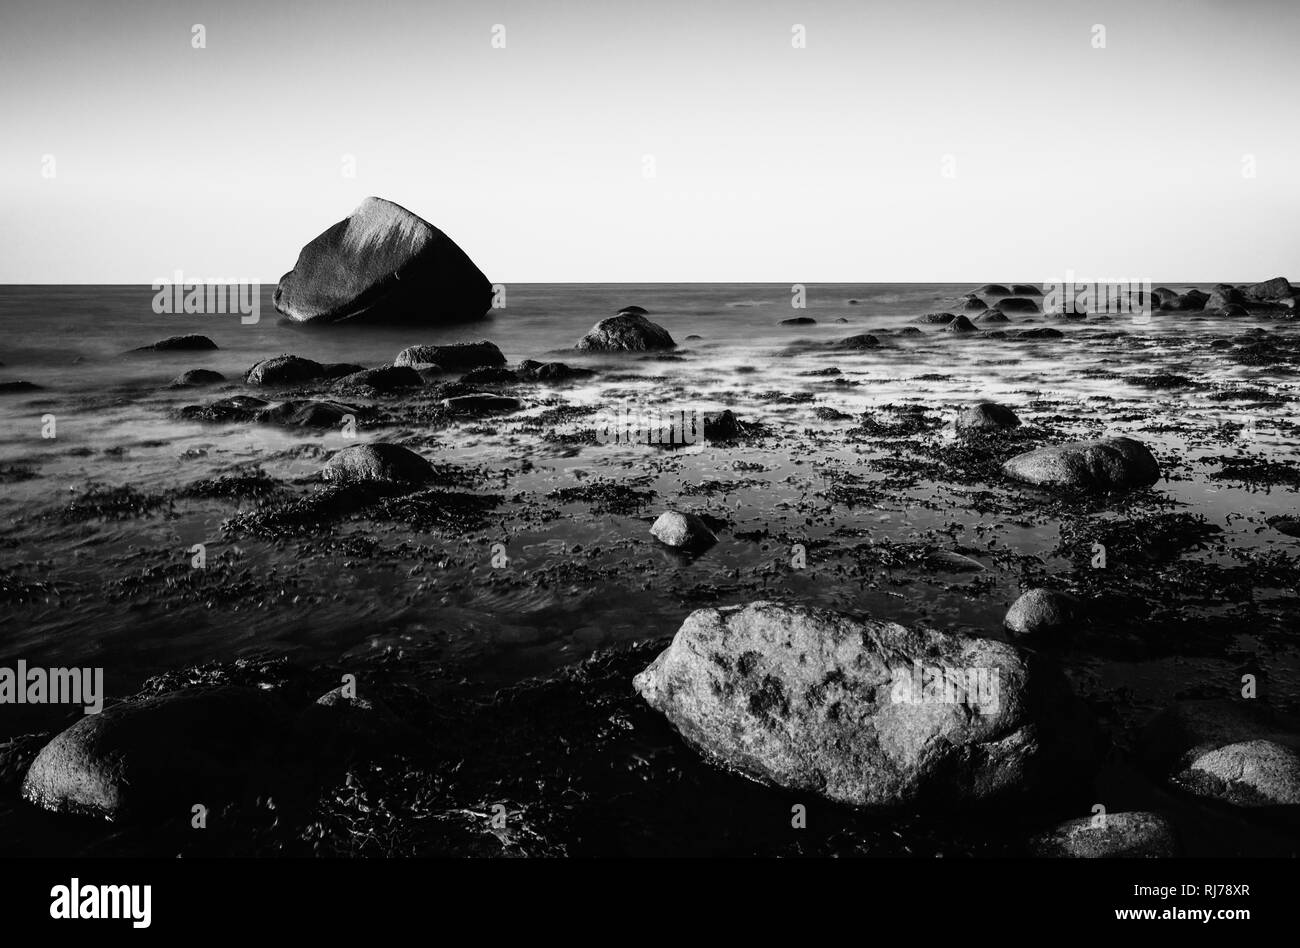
xmin=0 ymin=0 xmax=1297 ymax=931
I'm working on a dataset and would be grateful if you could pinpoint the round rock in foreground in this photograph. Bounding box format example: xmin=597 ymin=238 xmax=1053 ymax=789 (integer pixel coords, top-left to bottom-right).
xmin=1004 ymin=588 xmax=1077 ymax=637
xmin=650 ymin=511 xmax=717 ymax=550
xmin=322 ymin=443 xmax=433 ymax=484
xmin=1176 ymin=739 xmax=1300 ymax=806
xmin=575 ymin=313 xmax=675 ymax=351
xmin=1002 ymin=436 xmax=1160 ymax=491
xmin=633 ymin=600 xmax=1090 ymax=808
xmin=1031 ymin=811 xmax=1178 ymax=858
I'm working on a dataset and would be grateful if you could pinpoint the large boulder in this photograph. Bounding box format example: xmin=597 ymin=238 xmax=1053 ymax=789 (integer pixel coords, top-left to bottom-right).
xmin=575 ymin=313 xmax=675 ymax=351
xmin=21 ymin=687 xmax=284 ymax=819
xmin=1002 ymin=437 xmax=1160 ymax=490
xmin=1243 ymin=276 xmax=1293 ymax=301
xmin=633 ymin=601 xmax=1087 ymax=808
xmin=394 ymin=341 xmax=505 ymax=370
xmin=1205 ymin=285 xmax=1245 ymax=311
xmin=322 ymin=443 xmax=432 ymax=484
xmin=273 ymin=196 xmax=492 ymax=325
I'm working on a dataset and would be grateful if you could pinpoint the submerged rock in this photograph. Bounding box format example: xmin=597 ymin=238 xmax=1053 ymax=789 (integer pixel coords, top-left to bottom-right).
xmin=172 ymin=369 xmax=225 ymax=387
xmin=575 ymin=313 xmax=676 ymax=351
xmin=21 ymin=686 xmax=284 ymax=819
xmin=256 ymin=399 xmax=355 ymax=428
xmin=135 ymin=334 xmax=218 ymax=352
xmin=245 ymin=354 xmax=326 ymax=387
xmin=1004 ymin=588 xmax=1078 ymax=637
xmin=617 ymin=305 xmax=649 ymax=316
xmin=835 ymin=333 xmax=880 ymax=349
xmin=1031 ymin=812 xmax=1179 ymax=858
xmin=440 ymin=393 xmax=522 ymax=415
xmin=394 ymin=341 xmax=505 ymax=370
xmin=975 ymin=284 xmax=1011 ymax=297
xmin=995 ymin=297 xmax=1041 ymax=314
xmin=974 ymin=310 xmax=1010 ymax=324
xmin=650 ymin=511 xmax=717 ymax=550
xmin=322 ymin=443 xmax=432 ymax=484
xmin=942 ymin=314 xmax=979 ymax=333
xmin=273 ymin=196 xmax=492 ymax=325
xmin=916 ymin=313 xmax=955 ymax=325
xmin=516 ymin=360 xmax=593 ymax=382
xmin=179 ymin=394 xmax=270 ymax=423
xmin=956 ymin=401 xmax=1020 ymax=432
xmin=333 ymin=365 xmax=424 ymax=392
xmin=0 ymin=380 xmax=42 ymax=393
xmin=1002 ymin=436 xmax=1160 ymax=490
xmin=780 ymin=316 xmax=817 ymax=325
xmin=1014 ymin=327 xmax=1063 ymax=339
xmin=1011 ymin=284 xmax=1042 ymax=296
xmin=634 ymin=601 xmax=1088 ymax=808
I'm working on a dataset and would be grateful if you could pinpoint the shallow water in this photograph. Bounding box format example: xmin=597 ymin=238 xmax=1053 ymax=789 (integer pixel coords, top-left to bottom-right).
xmin=0 ymin=283 xmax=1297 ymax=744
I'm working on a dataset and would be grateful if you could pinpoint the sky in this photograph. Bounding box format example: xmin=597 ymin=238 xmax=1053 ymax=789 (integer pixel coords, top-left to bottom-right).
xmin=1 ymin=0 xmax=1297 ymax=283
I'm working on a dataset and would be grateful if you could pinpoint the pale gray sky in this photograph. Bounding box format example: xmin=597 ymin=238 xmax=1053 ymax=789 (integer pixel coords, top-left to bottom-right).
xmin=1 ymin=0 xmax=1297 ymax=283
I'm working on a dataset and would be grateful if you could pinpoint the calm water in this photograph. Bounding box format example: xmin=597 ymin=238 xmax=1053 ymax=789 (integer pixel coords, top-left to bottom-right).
xmin=1 ymin=283 xmax=1297 ymax=739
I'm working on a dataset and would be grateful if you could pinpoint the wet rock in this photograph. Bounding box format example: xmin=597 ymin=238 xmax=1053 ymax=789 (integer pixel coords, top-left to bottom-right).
xmin=617 ymin=305 xmax=649 ymax=316
xmin=995 ymin=297 xmax=1041 ymax=314
xmin=974 ymin=310 xmax=1010 ymax=324
xmin=780 ymin=317 xmax=817 ymax=325
xmin=440 ymin=393 xmax=522 ymax=414
xmin=650 ymin=511 xmax=717 ymax=550
xmin=1139 ymin=699 xmax=1300 ymax=806
xmin=956 ymin=401 xmax=1020 ymax=432
xmin=835 ymin=333 xmax=880 ymax=349
xmin=1011 ymin=284 xmax=1042 ymax=296
xmin=334 ymin=365 xmax=424 ymax=392
xmin=634 ymin=601 xmax=1087 ymax=808
xmin=1206 ymin=285 xmax=1245 ymax=310
xmin=1267 ymin=516 xmax=1300 ymax=538
xmin=703 ymin=410 xmax=740 ymax=441
xmin=322 ymin=443 xmax=433 ymax=484
xmin=975 ymin=284 xmax=1011 ymax=297
xmin=916 ymin=313 xmax=955 ymax=325
xmin=256 ymin=399 xmax=356 ymax=428
xmin=516 ymin=360 xmax=593 ymax=382
xmin=0 ymin=380 xmax=41 ymax=393
xmin=179 ymin=395 xmax=270 ymax=423
xmin=685 ymin=334 xmax=703 ymax=340
xmin=245 ymin=354 xmax=326 ymax=386
xmin=926 ymin=549 xmax=986 ymax=572
xmin=963 ymin=297 xmax=989 ymax=313
xmin=0 ymin=733 xmax=48 ymax=794
xmin=1177 ymin=740 xmax=1300 ymax=806
xmin=273 ymin=196 xmax=492 ymax=325
xmin=1002 ymin=436 xmax=1160 ymax=490
xmin=135 ymin=334 xmax=218 ymax=352
xmin=1220 ymin=304 xmax=1250 ymax=317
xmin=1014 ymin=327 xmax=1063 ymax=339
xmin=460 ymin=366 xmax=520 ymax=385
xmin=942 ymin=314 xmax=979 ymax=333
xmin=896 ymin=326 xmax=922 ymax=336
xmin=1031 ymin=812 xmax=1178 ymax=858
xmin=575 ymin=313 xmax=676 ymax=351
xmin=21 ymin=686 xmax=285 ymax=819
xmin=172 ymin=369 xmax=225 ymax=387
xmin=394 ymin=341 xmax=505 ymax=370
xmin=1004 ymin=588 xmax=1078 ymax=637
